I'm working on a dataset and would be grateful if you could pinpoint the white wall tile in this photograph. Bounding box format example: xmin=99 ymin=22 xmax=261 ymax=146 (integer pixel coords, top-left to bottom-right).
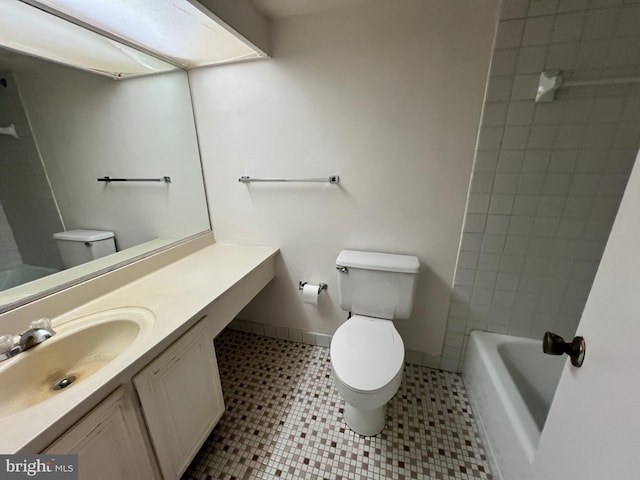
xmin=489 ymin=194 xmax=516 ymax=214
xmin=554 ymin=124 xmax=587 ymax=148
xmin=496 ymin=271 xmax=521 ymax=290
xmin=516 ymin=47 xmax=548 ymax=74
xmin=528 ymin=0 xmax=559 ymax=16
xmin=508 ymin=215 xmax=535 ymax=235
xmin=551 ymin=12 xmax=586 ymax=43
xmin=528 ymin=125 xmax=558 ymax=148
xmin=613 ymin=123 xmax=640 ymax=148
xmin=558 ymin=0 xmax=589 ymax=12
xmin=518 ymin=173 xmax=546 ymax=194
xmin=495 ymin=19 xmax=526 ymax=48
xmin=513 ymin=195 xmax=540 ymax=215
xmin=478 ymin=252 xmax=502 ymax=271
xmin=504 ymin=233 xmax=531 ymax=254
xmin=315 ymin=334 xmax=333 ymax=349
xmin=537 ymin=195 xmax=567 ymax=216
xmin=302 ymin=331 xmax=317 ymax=345
xmin=461 ymin=233 xmax=483 ymax=251
xmin=502 ymin=126 xmax=531 ymax=148
xmin=470 ymin=172 xmax=495 ymax=193
xmin=490 ymin=50 xmax=519 ymax=76
xmin=606 ymin=37 xmax=640 ymax=67
xmin=511 ymin=74 xmax=540 ymax=100
xmin=497 ymin=150 xmax=526 ymax=171
xmin=522 ymin=150 xmax=552 ymax=172
xmin=615 ymin=5 xmax=640 ymax=36
xmin=463 ymin=213 xmax=487 ymax=232
xmin=570 ymin=173 xmax=601 ymax=195
xmin=474 ymin=270 xmax=498 ymax=288
xmin=477 ymin=126 xmax=504 ymax=150
xmin=545 ymin=42 xmax=580 ymax=69
xmin=288 ymin=328 xmax=303 ymax=343
xmin=454 ymin=268 xmax=476 ymax=287
xmin=542 ymin=173 xmax=572 ymax=194
xmin=523 ymin=256 xmax=549 ymax=275
xmin=493 ymin=173 xmax=520 ymax=193
xmin=467 ymin=194 xmax=491 ymax=213
xmin=473 ymin=150 xmax=500 ymax=172
xmin=482 ymin=233 xmax=507 ymax=253
xmin=522 ymin=16 xmax=555 ymax=45
xmin=482 ymin=102 xmax=510 ymax=126
xmin=583 ymin=8 xmax=619 ymax=39
xmin=501 ymin=0 xmax=529 ymax=19
xmin=486 ymin=76 xmax=515 ymax=102
xmin=263 ymin=324 xmax=278 ymax=338
xmin=457 ymin=251 xmax=480 ymax=269
xmin=500 ymin=254 xmax=526 ymax=273
xmin=486 ymin=214 xmax=511 ymax=233
xmin=564 ymin=196 xmax=594 ymax=217
xmin=534 ymin=102 xmax=564 ymax=125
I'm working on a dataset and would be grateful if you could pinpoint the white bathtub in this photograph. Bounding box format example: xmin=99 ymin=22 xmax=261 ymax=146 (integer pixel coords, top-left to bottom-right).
xmin=0 ymin=264 xmax=58 ymax=291
xmin=462 ymin=331 xmax=565 ymax=480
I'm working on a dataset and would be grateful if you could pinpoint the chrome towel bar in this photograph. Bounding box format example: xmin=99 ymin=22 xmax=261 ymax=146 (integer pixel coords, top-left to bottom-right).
xmin=98 ymin=176 xmax=171 ymax=183
xmin=239 ymin=175 xmax=339 ymax=184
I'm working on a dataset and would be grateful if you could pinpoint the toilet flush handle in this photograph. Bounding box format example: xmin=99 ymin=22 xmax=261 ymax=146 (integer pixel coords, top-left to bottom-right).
xmin=336 ymin=266 xmax=348 ymax=273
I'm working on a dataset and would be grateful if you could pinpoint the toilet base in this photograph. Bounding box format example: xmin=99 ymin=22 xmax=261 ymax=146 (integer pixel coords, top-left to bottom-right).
xmin=343 ymin=401 xmax=385 ymax=436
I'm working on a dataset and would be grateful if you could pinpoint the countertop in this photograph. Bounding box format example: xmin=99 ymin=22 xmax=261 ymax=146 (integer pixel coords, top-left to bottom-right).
xmin=0 ymin=241 xmax=279 ymax=454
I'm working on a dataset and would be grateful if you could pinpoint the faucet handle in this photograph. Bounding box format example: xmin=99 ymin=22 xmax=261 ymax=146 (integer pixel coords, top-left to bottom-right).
xmin=0 ymin=335 xmax=14 ymax=353
xmin=29 ymin=318 xmax=52 ymax=330
xmin=0 ymin=334 xmax=19 ymax=361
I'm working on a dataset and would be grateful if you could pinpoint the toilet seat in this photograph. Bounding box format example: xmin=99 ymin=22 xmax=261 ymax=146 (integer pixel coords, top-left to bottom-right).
xmin=330 ymin=315 xmax=404 ymax=393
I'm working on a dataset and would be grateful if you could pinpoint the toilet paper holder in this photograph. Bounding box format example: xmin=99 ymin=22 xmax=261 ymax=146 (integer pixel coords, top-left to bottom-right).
xmin=299 ymin=281 xmax=328 ymax=293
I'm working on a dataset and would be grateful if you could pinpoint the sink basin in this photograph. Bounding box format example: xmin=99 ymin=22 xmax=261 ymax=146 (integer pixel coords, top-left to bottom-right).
xmin=0 ymin=307 xmax=154 ymax=418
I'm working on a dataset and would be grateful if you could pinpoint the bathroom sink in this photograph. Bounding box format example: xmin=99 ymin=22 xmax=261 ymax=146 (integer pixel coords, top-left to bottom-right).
xmin=0 ymin=307 xmax=154 ymax=418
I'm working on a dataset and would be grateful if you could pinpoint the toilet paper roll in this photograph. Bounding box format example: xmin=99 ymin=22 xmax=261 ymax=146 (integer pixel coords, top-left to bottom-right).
xmin=302 ymin=283 xmax=320 ymax=305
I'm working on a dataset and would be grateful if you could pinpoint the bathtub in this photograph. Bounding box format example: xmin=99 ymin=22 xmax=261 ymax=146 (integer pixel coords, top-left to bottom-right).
xmin=0 ymin=264 xmax=58 ymax=291
xmin=462 ymin=331 xmax=565 ymax=480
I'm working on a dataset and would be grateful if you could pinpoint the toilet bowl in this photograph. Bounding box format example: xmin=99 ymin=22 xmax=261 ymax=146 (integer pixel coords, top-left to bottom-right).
xmin=331 ymin=315 xmax=404 ymax=436
xmin=331 ymin=249 xmax=419 ymax=436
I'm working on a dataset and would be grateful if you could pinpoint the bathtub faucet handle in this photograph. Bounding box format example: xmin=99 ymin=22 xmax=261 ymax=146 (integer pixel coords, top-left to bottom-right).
xmin=543 ymin=331 xmax=586 ymax=367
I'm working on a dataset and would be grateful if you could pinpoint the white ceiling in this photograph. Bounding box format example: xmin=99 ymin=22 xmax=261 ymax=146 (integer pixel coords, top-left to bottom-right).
xmin=252 ymin=0 xmax=368 ymax=19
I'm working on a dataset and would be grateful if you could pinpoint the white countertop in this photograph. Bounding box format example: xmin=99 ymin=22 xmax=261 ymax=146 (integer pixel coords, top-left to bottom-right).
xmin=0 ymin=241 xmax=279 ymax=454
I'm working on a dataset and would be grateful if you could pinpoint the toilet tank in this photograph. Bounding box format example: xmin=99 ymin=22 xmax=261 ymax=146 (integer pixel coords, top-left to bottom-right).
xmin=53 ymin=229 xmax=116 ymax=268
xmin=336 ymin=250 xmax=420 ymax=320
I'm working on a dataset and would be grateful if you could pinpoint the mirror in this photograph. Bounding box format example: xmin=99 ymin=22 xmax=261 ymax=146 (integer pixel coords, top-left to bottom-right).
xmin=0 ymin=48 xmax=210 ymax=312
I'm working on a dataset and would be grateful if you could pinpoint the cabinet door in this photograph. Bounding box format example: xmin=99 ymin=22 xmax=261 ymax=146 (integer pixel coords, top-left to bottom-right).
xmin=44 ymin=386 xmax=156 ymax=480
xmin=134 ymin=320 xmax=225 ymax=479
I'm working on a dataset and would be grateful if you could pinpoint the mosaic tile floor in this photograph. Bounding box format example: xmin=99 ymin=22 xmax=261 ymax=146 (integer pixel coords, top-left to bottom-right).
xmin=182 ymin=329 xmax=492 ymax=480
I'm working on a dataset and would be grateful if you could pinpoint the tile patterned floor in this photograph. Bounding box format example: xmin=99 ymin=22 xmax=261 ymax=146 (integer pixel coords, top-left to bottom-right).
xmin=182 ymin=329 xmax=492 ymax=480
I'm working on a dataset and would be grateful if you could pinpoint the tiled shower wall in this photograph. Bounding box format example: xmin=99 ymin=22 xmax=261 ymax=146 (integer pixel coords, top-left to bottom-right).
xmin=439 ymin=0 xmax=640 ymax=372
xmin=0 ymin=72 xmax=64 ymax=270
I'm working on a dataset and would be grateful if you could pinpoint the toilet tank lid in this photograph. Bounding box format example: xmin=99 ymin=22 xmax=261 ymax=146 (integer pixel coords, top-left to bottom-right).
xmin=53 ymin=229 xmax=115 ymax=242
xmin=336 ymin=250 xmax=420 ymax=273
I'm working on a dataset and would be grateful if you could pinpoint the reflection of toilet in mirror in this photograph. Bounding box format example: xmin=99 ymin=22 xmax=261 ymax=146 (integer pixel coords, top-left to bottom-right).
xmin=331 ymin=250 xmax=420 ymax=436
xmin=53 ymin=229 xmax=116 ymax=269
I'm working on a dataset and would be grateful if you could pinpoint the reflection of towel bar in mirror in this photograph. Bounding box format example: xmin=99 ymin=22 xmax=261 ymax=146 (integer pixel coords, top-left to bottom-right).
xmin=239 ymin=175 xmax=340 ymax=184
xmin=97 ymin=176 xmax=171 ymax=183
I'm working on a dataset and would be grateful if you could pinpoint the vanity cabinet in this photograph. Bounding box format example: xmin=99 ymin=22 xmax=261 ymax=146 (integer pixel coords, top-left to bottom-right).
xmin=44 ymin=386 xmax=157 ymax=480
xmin=134 ymin=318 xmax=225 ymax=479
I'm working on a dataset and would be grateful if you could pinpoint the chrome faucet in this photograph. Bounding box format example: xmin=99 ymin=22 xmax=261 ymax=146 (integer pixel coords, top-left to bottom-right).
xmin=0 ymin=318 xmax=55 ymax=361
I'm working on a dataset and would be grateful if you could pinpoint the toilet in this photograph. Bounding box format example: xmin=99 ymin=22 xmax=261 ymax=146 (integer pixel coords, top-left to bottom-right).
xmin=53 ymin=229 xmax=116 ymax=268
xmin=331 ymin=249 xmax=420 ymax=436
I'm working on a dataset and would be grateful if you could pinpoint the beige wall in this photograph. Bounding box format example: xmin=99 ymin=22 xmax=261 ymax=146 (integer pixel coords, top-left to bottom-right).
xmin=191 ymin=0 xmax=500 ymax=363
